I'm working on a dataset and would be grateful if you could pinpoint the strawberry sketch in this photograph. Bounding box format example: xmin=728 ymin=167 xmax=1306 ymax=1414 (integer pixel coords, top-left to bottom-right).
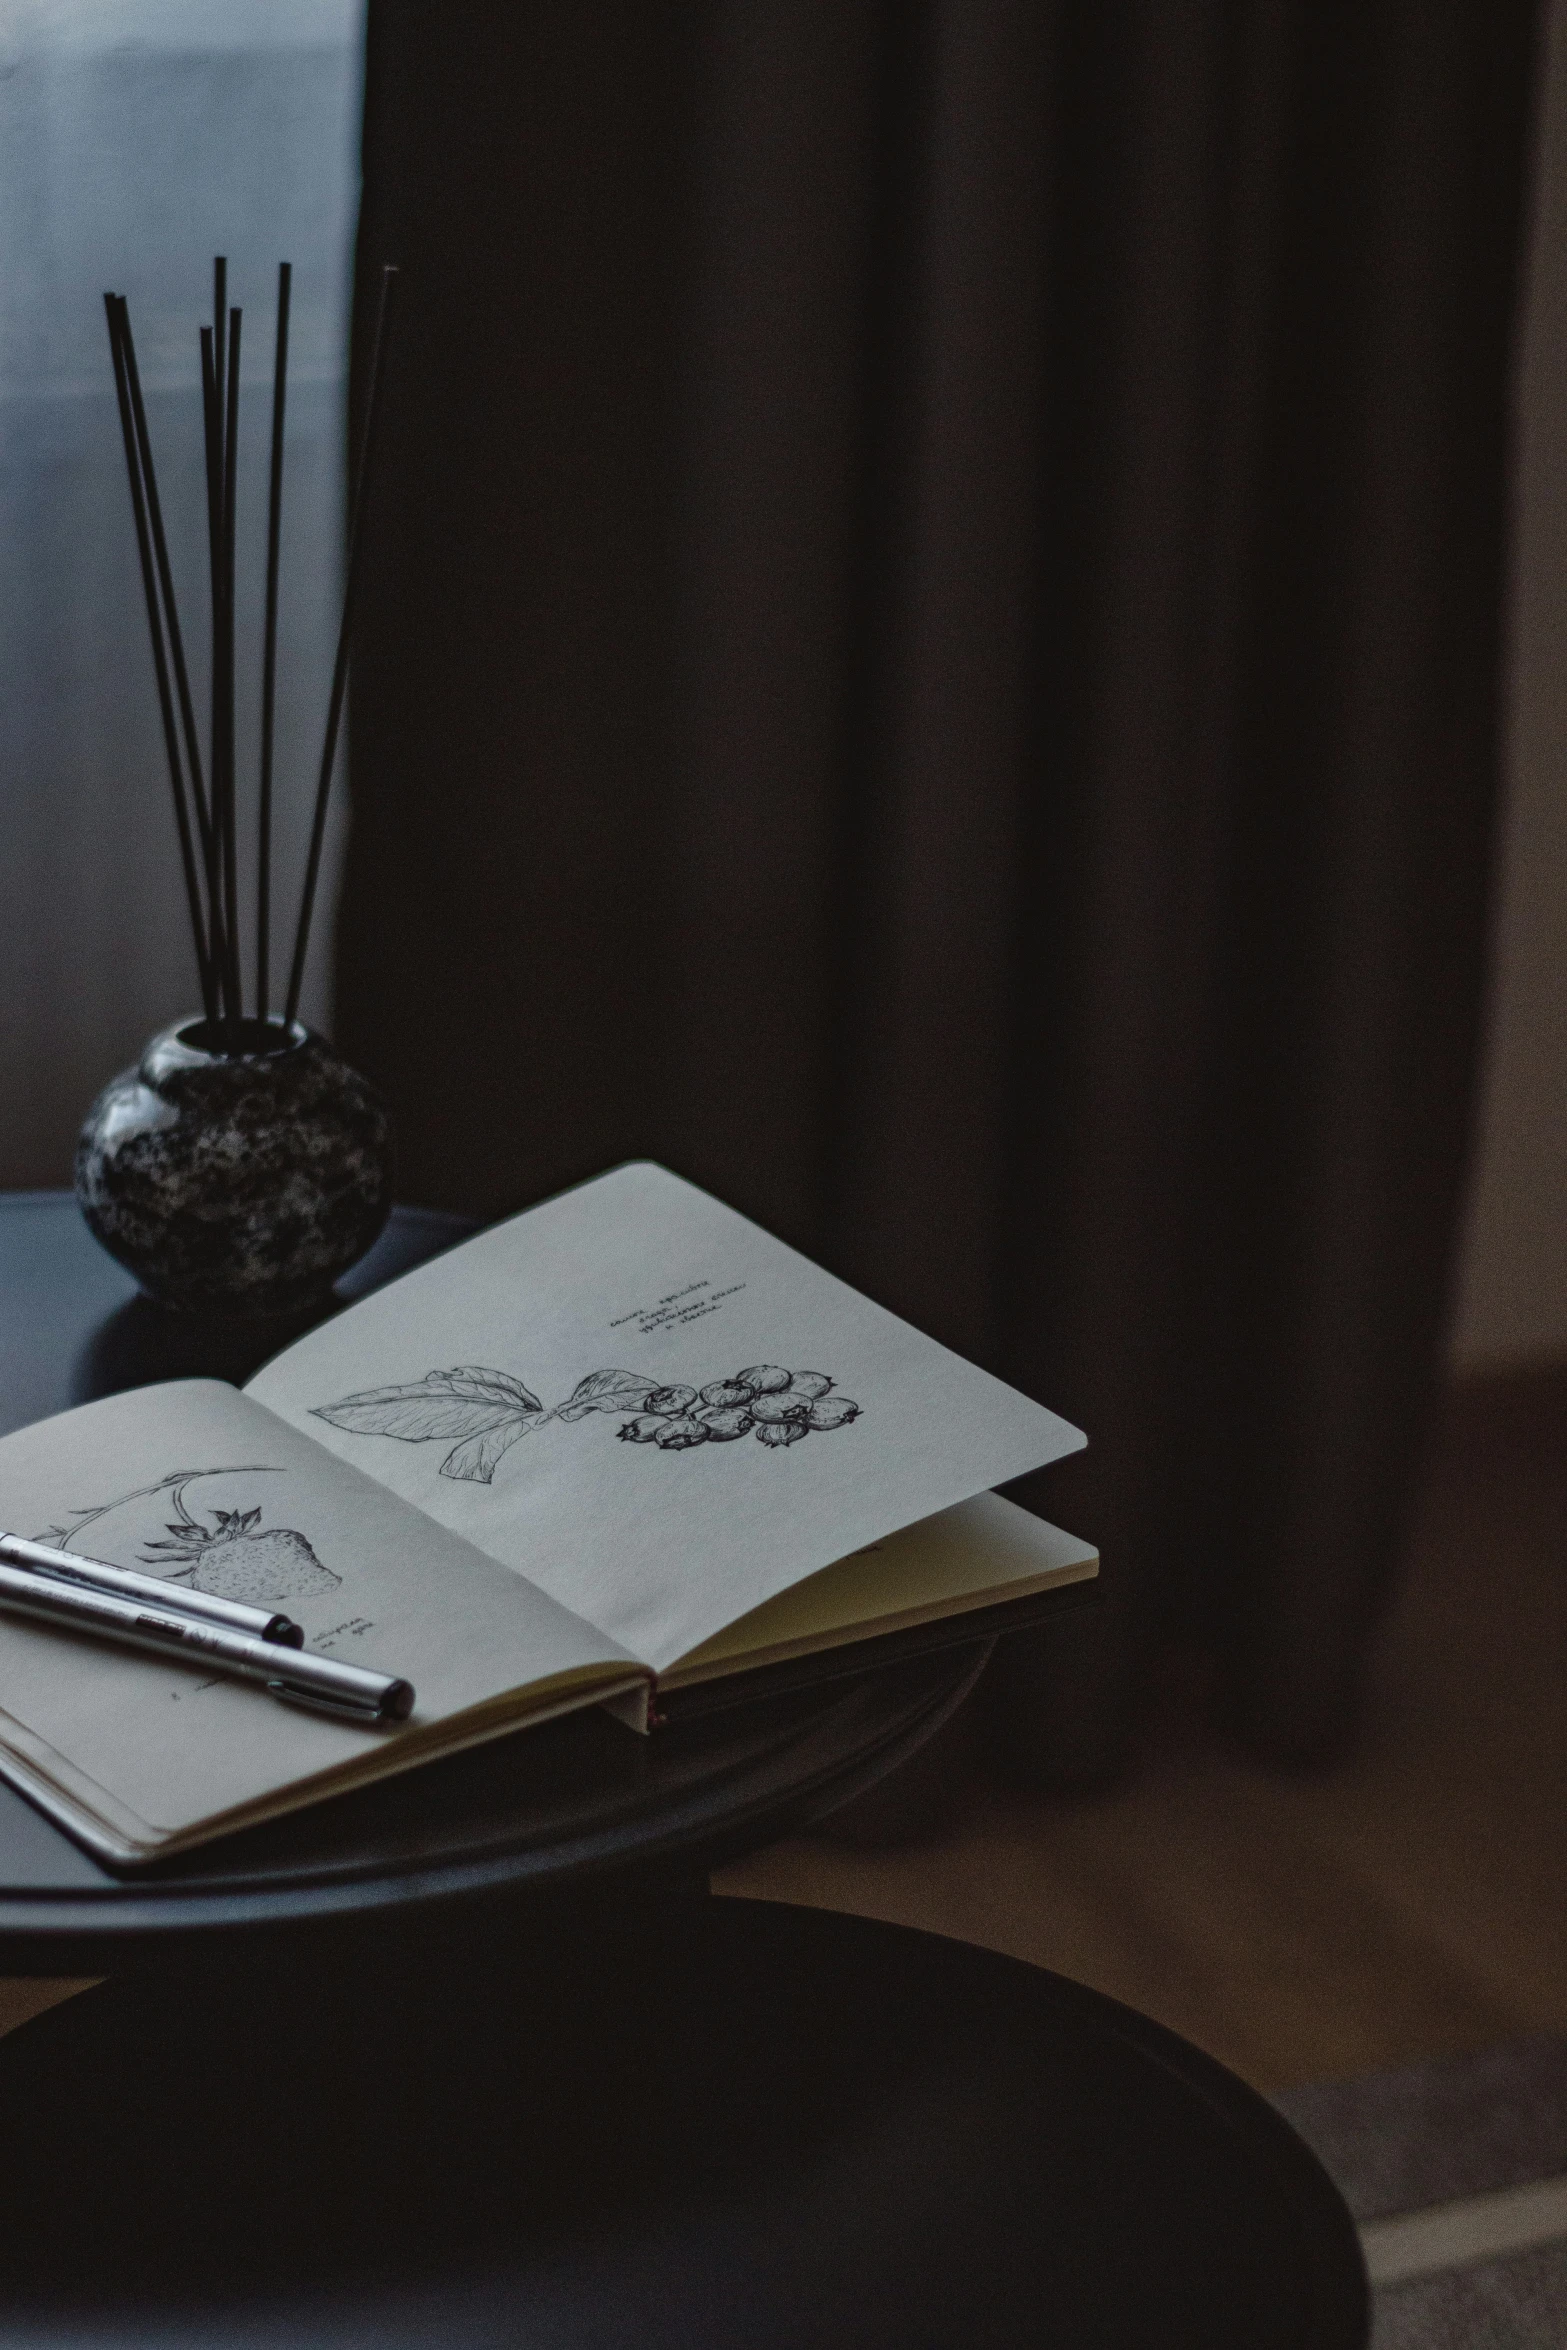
xmin=312 ymin=1363 xmax=862 ymax=1484
xmin=37 ymin=1468 xmax=341 ymax=1605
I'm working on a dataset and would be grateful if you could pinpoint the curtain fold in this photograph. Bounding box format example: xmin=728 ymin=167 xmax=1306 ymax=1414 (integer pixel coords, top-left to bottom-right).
xmin=343 ymin=0 xmax=1539 ymax=1780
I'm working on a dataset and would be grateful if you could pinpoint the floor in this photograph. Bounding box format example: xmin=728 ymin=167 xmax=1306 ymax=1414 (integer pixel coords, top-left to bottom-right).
xmin=716 ymin=1367 xmax=1567 ymax=2094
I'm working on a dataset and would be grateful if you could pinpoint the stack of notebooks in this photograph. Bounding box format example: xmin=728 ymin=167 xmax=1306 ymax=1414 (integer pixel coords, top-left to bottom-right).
xmin=0 ymin=1164 xmax=1095 ymax=1866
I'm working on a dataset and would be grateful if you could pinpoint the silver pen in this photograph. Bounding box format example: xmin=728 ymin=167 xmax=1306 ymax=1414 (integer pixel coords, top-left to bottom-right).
xmin=0 ymin=1558 xmax=414 ymax=1724
xmin=0 ymin=1531 xmax=304 ymax=1648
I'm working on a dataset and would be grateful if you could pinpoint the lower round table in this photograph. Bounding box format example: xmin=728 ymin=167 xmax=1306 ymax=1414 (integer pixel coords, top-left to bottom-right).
xmin=0 ymin=1897 xmax=1367 ymax=2348
xmin=0 ymin=1198 xmax=1369 ymax=2344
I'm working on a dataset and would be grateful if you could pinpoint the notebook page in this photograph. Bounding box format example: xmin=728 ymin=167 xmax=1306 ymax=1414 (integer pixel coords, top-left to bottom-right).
xmin=0 ymin=1381 xmax=640 ymax=1856
xmin=661 ymin=1493 xmax=1099 ymax=1687
xmin=247 ymin=1162 xmax=1086 ymax=1674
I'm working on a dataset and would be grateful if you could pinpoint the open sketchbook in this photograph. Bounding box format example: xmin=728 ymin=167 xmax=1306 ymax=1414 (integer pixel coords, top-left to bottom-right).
xmin=0 ymin=1163 xmax=1094 ymax=1865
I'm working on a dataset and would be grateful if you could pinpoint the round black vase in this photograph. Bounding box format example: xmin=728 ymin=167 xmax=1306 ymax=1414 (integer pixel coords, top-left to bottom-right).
xmin=75 ymin=1016 xmax=394 ymax=1319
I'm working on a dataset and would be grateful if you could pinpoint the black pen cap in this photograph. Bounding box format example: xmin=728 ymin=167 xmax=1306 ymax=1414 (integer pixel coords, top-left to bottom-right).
xmin=379 ymin=1679 xmax=415 ymax=1723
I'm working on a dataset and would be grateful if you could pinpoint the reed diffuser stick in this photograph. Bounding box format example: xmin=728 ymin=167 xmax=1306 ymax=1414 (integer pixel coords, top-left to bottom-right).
xmin=210 ymin=260 xmax=233 ymax=1030
xmin=103 ymin=297 xmax=217 ymax=1023
xmin=257 ymin=261 xmax=292 ymax=1021
xmin=112 ymin=297 xmax=218 ymax=915
xmin=220 ymin=305 xmax=244 ymax=1041
xmin=198 ymin=323 xmax=232 ymax=1011
xmin=105 ymin=254 xmax=397 ymax=1053
xmin=212 ymin=257 xmax=227 ymax=439
xmin=283 ymin=264 xmax=399 ymax=1028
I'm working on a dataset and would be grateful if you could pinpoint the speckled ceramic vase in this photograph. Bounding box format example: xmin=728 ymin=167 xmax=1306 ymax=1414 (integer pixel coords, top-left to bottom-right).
xmin=75 ymin=1016 xmax=394 ymax=1319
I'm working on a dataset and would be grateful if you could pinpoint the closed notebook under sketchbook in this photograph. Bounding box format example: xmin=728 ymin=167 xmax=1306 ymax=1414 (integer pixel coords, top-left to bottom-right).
xmin=0 ymin=1163 xmax=1095 ymax=1864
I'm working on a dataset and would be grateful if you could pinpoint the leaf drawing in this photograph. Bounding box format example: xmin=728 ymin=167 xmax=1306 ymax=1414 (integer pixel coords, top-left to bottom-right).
xmin=313 ymin=1368 xmax=540 ymax=1441
xmin=312 ymin=1368 xmax=549 ymax=1483
xmin=439 ymin=1414 xmax=548 ymax=1483
xmin=442 ymin=1366 xmax=544 ymax=1413
xmin=555 ymin=1369 xmax=659 ymax=1421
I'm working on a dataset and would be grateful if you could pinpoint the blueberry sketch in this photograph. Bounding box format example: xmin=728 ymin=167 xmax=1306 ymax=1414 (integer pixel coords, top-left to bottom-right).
xmin=38 ymin=1467 xmax=342 ymax=1605
xmin=312 ymin=1364 xmax=862 ymax=1484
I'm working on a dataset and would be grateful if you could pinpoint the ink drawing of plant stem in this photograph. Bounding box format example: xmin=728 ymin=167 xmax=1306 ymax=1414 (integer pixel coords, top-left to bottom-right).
xmin=312 ymin=1364 xmax=861 ymax=1485
xmin=39 ymin=1466 xmax=342 ymax=1604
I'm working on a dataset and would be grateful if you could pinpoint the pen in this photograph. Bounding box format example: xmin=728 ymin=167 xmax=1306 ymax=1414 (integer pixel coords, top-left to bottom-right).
xmin=0 ymin=1531 xmax=303 ymax=1648
xmin=0 ymin=1558 xmax=414 ymax=1724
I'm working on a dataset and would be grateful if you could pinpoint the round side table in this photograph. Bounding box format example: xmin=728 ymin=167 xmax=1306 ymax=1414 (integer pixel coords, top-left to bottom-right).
xmin=0 ymin=1199 xmax=1369 ymax=2346
xmin=0 ymin=1197 xmax=1001 ymax=1965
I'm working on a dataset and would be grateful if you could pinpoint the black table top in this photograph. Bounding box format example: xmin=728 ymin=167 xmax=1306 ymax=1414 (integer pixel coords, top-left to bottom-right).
xmin=0 ymin=1196 xmax=1009 ymax=1966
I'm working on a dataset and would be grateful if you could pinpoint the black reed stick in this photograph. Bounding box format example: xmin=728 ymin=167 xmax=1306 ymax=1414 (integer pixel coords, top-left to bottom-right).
xmin=103 ymin=295 xmax=217 ymax=1023
xmin=199 ymin=322 xmax=232 ymax=1013
xmin=220 ymin=304 xmax=244 ymax=1041
xmin=257 ymin=261 xmax=291 ymax=1021
xmin=113 ymin=296 xmax=217 ymax=905
xmin=212 ymin=261 xmax=230 ymax=1020
xmin=284 ymin=264 xmax=399 ymax=1028
xmin=213 ymin=257 xmax=227 ymax=440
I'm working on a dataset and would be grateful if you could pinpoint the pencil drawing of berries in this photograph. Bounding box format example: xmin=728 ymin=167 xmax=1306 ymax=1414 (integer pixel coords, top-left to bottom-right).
xmin=756 ymin=1419 xmax=808 ymax=1447
xmin=644 ymin=1384 xmax=698 ymax=1416
xmin=142 ymin=1498 xmax=341 ymax=1603
xmin=750 ymin=1391 xmax=809 ymax=1425
xmin=315 ymin=1360 xmax=862 ymax=1478
xmin=697 ymin=1404 xmax=752 ymax=1440
xmin=655 ymin=1415 xmax=709 ymax=1449
xmin=807 ymin=1395 xmax=860 ymax=1431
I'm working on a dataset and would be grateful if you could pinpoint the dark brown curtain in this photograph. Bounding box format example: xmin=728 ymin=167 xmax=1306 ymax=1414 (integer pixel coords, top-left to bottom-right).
xmin=341 ymin=2 xmax=1540 ymax=1782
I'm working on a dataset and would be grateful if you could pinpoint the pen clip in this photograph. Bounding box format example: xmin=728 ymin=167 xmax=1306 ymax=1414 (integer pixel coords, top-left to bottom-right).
xmin=265 ymin=1678 xmax=388 ymax=1726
